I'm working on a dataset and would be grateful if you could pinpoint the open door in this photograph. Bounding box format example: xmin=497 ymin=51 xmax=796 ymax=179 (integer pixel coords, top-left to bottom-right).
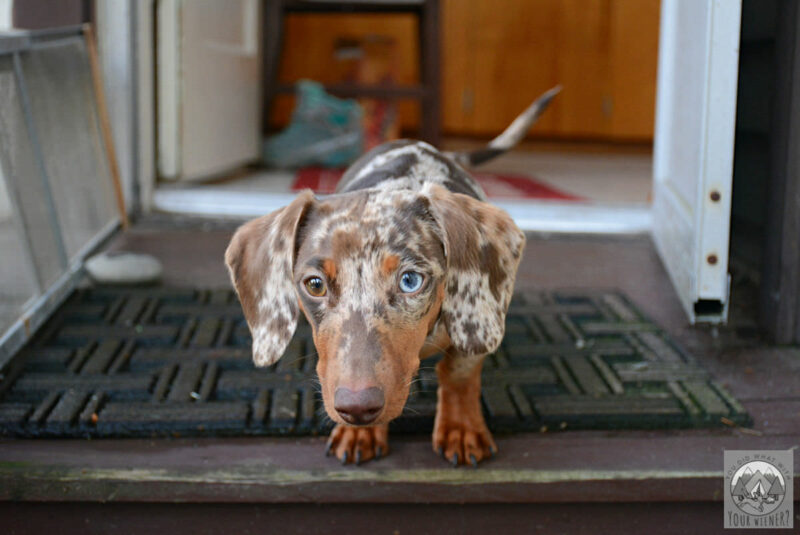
xmin=652 ymin=0 xmax=742 ymax=323
xmin=157 ymin=0 xmax=261 ymax=182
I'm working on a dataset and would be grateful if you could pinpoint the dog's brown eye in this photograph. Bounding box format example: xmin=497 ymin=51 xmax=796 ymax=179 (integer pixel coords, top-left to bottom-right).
xmin=304 ymin=277 xmax=326 ymax=297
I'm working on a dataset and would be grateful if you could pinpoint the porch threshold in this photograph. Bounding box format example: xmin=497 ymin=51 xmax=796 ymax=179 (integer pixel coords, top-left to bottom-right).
xmin=1 ymin=427 xmax=797 ymax=505
xmin=152 ymin=188 xmax=652 ymax=234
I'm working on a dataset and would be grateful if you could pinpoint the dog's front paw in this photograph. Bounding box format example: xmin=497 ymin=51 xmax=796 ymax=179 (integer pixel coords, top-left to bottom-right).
xmin=433 ymin=358 xmax=497 ymax=467
xmin=326 ymin=423 xmax=389 ymax=465
xmin=432 ymin=411 xmax=497 ymax=467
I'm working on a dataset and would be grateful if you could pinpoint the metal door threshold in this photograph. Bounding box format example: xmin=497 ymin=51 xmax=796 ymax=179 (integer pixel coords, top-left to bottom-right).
xmin=152 ymin=188 xmax=652 ymax=235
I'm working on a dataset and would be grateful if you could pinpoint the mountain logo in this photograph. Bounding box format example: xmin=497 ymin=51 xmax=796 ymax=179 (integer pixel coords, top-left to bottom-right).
xmin=730 ymin=460 xmax=787 ymax=516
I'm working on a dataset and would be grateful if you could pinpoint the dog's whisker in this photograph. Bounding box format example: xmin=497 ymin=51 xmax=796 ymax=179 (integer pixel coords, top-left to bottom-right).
xmin=401 ymin=405 xmax=420 ymax=416
xmin=406 ymin=377 xmax=426 ymax=388
xmin=274 ymin=350 xmax=318 ymax=370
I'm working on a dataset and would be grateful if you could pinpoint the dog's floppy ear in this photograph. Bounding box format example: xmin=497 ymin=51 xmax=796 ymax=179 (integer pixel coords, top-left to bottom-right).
xmin=225 ymin=190 xmax=315 ymax=366
xmin=423 ymin=184 xmax=525 ymax=356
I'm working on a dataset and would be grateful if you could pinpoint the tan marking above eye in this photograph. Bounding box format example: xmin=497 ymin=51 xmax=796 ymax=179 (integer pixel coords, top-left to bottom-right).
xmin=304 ymin=276 xmax=327 ymax=297
xmin=381 ymin=254 xmax=400 ymax=277
xmin=322 ymin=259 xmax=337 ymax=281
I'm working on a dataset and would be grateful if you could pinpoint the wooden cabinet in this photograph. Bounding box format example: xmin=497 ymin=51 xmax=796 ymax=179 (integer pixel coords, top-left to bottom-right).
xmin=270 ymin=0 xmax=660 ymax=142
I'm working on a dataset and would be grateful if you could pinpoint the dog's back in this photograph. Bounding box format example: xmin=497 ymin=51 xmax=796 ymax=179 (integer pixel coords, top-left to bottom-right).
xmin=335 ymin=85 xmax=561 ymax=200
xmin=336 ymin=140 xmax=486 ymax=200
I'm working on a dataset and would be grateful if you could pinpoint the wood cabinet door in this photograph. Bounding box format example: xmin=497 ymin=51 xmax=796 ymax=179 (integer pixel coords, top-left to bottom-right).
xmin=443 ymin=0 xmax=660 ymax=140
xmin=271 ymin=0 xmax=660 ymax=141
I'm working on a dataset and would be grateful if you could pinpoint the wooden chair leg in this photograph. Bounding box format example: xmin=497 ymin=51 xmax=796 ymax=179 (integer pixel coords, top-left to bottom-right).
xmin=262 ymin=0 xmax=285 ymax=135
xmin=419 ymin=0 xmax=441 ymax=147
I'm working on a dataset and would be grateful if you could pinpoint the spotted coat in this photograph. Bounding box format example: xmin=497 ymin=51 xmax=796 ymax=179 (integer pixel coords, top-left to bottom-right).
xmin=226 ymin=140 xmax=525 ymax=421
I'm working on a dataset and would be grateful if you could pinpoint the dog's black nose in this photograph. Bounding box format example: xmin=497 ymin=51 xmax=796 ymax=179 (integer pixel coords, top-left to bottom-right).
xmin=334 ymin=386 xmax=384 ymax=425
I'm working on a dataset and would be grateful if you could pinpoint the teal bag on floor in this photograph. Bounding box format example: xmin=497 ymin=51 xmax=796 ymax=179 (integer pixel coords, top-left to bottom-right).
xmin=264 ymin=80 xmax=364 ymax=168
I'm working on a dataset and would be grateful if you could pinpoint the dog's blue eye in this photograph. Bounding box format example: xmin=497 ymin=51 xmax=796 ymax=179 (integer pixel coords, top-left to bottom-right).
xmin=399 ymin=271 xmax=424 ymax=293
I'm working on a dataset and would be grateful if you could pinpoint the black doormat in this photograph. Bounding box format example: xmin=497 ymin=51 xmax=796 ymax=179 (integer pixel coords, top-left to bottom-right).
xmin=0 ymin=287 xmax=750 ymax=438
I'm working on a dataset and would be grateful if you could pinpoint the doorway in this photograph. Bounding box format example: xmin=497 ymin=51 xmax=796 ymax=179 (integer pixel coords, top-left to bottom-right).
xmin=137 ymin=0 xmax=741 ymax=325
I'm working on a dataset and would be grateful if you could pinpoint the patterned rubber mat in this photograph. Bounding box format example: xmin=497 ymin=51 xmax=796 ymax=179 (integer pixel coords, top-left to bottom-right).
xmin=0 ymin=287 xmax=750 ymax=438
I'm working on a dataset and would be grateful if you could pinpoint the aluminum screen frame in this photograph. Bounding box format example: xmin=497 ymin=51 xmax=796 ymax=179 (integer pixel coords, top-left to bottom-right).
xmin=0 ymin=27 xmax=121 ymax=365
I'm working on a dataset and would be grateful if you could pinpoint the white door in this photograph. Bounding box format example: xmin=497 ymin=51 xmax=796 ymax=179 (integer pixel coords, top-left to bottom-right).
xmin=157 ymin=0 xmax=261 ymax=182
xmin=652 ymin=0 xmax=742 ymax=323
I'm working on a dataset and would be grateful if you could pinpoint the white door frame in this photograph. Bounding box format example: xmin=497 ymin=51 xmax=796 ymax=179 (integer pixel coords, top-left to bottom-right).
xmin=93 ymin=0 xmax=157 ymax=213
xmin=652 ymin=0 xmax=741 ymax=324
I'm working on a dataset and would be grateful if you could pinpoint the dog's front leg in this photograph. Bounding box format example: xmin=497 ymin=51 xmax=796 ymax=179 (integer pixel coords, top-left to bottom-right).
xmin=432 ymin=351 xmax=496 ymax=467
xmin=327 ymin=424 xmax=389 ymax=465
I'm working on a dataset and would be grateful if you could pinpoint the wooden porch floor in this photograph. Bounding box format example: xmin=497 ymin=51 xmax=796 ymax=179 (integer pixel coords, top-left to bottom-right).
xmin=1 ymin=219 xmax=798 ymax=534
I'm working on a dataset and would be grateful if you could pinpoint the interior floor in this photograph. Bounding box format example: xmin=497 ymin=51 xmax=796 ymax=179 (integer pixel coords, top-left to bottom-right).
xmin=158 ymin=141 xmax=653 ymax=205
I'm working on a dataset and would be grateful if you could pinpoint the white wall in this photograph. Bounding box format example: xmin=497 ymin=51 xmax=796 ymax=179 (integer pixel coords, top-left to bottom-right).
xmin=0 ymin=0 xmax=14 ymax=219
xmin=0 ymin=0 xmax=12 ymax=30
xmin=133 ymin=0 xmax=155 ymax=211
xmin=0 ymin=166 xmax=11 ymax=221
xmin=95 ymin=0 xmax=136 ymax=211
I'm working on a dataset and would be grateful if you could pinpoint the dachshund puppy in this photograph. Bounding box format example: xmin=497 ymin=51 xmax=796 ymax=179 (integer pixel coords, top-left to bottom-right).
xmin=226 ymin=87 xmax=559 ymax=466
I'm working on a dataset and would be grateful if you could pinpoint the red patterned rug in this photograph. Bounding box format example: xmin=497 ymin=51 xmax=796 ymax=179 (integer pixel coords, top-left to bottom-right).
xmin=291 ymin=167 xmax=583 ymax=201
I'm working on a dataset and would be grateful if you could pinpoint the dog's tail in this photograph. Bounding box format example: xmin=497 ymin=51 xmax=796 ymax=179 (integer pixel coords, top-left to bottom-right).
xmin=446 ymin=85 xmax=562 ymax=167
